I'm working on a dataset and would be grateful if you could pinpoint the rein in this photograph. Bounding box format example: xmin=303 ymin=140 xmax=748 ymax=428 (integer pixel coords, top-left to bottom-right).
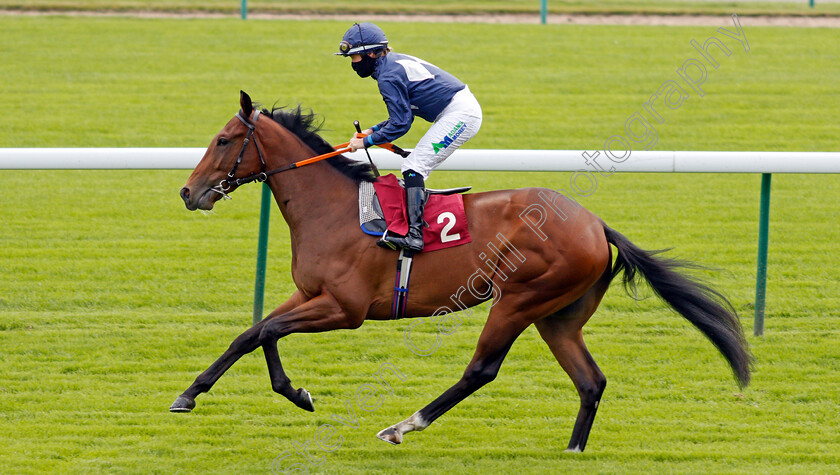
xmin=211 ymin=110 xmax=407 ymax=200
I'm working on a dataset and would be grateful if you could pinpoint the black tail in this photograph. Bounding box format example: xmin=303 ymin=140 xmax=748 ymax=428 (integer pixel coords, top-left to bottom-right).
xmin=603 ymin=224 xmax=751 ymax=388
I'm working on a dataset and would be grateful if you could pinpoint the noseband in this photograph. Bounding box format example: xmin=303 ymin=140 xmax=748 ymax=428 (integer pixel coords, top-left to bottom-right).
xmin=210 ymin=110 xmax=268 ymax=200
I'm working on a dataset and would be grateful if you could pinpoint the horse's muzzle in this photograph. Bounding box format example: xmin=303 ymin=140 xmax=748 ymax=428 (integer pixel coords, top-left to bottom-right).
xmin=180 ymin=186 xmax=198 ymax=211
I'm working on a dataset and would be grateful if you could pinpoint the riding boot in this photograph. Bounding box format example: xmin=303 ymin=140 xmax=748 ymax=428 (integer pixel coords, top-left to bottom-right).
xmin=379 ymin=185 xmax=429 ymax=252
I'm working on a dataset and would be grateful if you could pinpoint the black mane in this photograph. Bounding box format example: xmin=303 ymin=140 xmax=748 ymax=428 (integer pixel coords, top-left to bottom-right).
xmin=260 ymin=104 xmax=376 ymax=183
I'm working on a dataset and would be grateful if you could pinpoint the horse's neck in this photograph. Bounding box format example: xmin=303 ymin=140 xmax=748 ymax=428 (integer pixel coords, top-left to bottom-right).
xmin=263 ymin=135 xmax=359 ymax=237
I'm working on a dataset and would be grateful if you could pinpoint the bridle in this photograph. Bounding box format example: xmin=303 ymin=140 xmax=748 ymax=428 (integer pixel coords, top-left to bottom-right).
xmin=210 ymin=109 xmax=409 ymax=200
xmin=210 ymin=109 xmax=269 ymax=200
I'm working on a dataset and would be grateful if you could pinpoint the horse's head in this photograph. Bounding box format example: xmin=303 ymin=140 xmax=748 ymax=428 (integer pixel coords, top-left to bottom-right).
xmin=180 ymin=91 xmax=266 ymax=211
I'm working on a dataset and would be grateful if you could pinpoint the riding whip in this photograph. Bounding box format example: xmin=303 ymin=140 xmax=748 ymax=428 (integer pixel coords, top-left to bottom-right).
xmin=355 ymin=120 xmax=381 ymax=177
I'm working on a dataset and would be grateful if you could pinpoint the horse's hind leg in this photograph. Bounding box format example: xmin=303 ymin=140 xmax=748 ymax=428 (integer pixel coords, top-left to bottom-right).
xmin=534 ymin=274 xmax=611 ymax=452
xmin=377 ymin=280 xmax=609 ymax=444
xmin=535 ymin=320 xmax=605 ymax=452
xmin=377 ymin=302 xmax=535 ymax=445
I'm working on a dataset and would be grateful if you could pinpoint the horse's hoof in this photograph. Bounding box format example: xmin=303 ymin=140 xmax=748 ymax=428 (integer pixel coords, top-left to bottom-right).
xmin=169 ymin=395 xmax=196 ymax=413
xmin=376 ymin=427 xmax=402 ymax=445
xmin=295 ymin=388 xmax=315 ymax=412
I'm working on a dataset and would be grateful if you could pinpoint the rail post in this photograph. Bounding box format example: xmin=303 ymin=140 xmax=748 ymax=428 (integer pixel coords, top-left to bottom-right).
xmin=753 ymin=173 xmax=772 ymax=336
xmin=252 ymin=182 xmax=271 ymax=324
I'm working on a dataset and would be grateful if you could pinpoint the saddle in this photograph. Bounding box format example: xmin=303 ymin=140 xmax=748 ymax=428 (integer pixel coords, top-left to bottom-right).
xmin=359 ymin=176 xmax=471 ymax=238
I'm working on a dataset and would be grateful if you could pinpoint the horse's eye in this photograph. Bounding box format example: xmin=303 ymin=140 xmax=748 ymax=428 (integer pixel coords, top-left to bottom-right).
xmin=217 ymin=137 xmax=229 ymax=146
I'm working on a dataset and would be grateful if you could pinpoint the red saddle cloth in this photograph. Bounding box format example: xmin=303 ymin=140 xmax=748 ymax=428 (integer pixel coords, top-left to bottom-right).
xmin=372 ymin=174 xmax=471 ymax=252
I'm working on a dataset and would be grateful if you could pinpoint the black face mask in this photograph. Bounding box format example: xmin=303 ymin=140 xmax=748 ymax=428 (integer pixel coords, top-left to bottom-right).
xmin=352 ymin=54 xmax=377 ymax=78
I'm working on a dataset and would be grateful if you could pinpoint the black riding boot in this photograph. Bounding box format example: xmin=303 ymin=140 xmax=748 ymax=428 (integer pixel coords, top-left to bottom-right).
xmin=379 ymin=185 xmax=429 ymax=252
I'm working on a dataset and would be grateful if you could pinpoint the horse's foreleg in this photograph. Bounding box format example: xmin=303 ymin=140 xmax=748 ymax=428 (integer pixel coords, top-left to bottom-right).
xmin=377 ymin=313 xmax=529 ymax=445
xmin=169 ymin=291 xmax=306 ymax=413
xmin=169 ymin=322 xmax=264 ymax=412
xmin=259 ymin=291 xmax=362 ymax=411
xmin=262 ymin=341 xmax=314 ymax=412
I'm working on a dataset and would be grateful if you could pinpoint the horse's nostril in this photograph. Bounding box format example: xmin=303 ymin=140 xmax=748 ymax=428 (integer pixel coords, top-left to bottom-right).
xmin=180 ymin=187 xmax=190 ymax=201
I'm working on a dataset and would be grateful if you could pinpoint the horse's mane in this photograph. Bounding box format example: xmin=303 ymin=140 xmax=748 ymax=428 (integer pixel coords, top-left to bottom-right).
xmin=260 ymin=104 xmax=376 ymax=183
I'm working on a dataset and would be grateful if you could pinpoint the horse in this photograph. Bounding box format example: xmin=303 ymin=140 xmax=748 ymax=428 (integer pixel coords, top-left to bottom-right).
xmin=173 ymin=91 xmax=751 ymax=452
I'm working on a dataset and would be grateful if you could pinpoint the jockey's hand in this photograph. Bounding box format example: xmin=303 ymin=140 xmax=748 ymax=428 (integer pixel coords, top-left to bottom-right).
xmin=349 ymin=129 xmax=372 ymax=152
xmin=349 ymin=136 xmax=366 ymax=152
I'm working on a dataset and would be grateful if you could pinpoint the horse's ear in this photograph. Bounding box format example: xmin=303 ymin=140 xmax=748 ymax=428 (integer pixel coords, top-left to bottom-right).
xmin=240 ymin=90 xmax=253 ymax=117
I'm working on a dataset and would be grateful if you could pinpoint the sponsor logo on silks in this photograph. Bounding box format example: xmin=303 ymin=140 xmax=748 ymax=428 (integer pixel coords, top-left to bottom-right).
xmin=432 ymin=121 xmax=467 ymax=154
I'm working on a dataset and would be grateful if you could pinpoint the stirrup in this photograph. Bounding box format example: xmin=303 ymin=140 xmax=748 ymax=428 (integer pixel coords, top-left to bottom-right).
xmin=377 ymin=230 xmax=398 ymax=250
xmin=378 ymin=230 xmax=424 ymax=252
xmin=384 ymin=233 xmax=424 ymax=253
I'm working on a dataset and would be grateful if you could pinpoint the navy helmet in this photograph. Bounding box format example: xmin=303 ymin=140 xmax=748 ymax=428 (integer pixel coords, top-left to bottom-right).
xmin=335 ymin=22 xmax=388 ymax=56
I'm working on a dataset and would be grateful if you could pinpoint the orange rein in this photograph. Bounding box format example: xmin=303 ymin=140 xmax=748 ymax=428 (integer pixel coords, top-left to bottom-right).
xmin=288 ymin=135 xmax=405 ymax=170
xmin=289 ymin=144 xmax=352 ymax=168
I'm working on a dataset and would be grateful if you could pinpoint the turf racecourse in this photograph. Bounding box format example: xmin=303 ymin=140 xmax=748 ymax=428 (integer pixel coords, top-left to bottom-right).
xmin=2 ymin=16 xmax=840 ymax=474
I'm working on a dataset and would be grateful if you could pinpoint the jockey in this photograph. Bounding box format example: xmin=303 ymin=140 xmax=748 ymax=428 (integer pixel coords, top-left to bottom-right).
xmin=336 ymin=22 xmax=482 ymax=253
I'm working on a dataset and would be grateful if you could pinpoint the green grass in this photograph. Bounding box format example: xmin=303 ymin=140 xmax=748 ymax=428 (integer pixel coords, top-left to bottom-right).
xmin=2 ymin=0 xmax=840 ymax=16
xmin=1 ymin=16 xmax=839 ymax=474
xmin=1 ymin=18 xmax=838 ymax=151
xmin=2 ymin=171 xmax=839 ymax=474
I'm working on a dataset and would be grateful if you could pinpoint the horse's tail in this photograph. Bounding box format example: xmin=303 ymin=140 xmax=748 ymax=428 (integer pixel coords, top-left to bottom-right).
xmin=602 ymin=223 xmax=751 ymax=388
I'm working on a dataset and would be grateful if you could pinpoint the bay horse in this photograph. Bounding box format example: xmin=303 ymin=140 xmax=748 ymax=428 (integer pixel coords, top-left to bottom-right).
xmin=173 ymin=91 xmax=750 ymax=452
